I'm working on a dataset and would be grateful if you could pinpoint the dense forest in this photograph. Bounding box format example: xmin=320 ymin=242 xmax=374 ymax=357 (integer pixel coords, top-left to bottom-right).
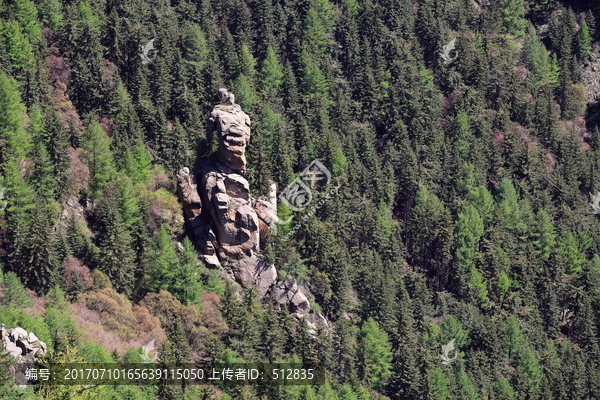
xmin=0 ymin=0 xmax=600 ymax=398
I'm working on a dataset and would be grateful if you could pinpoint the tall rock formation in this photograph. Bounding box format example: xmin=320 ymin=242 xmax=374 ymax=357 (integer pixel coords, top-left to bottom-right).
xmin=177 ymin=89 xmax=309 ymax=315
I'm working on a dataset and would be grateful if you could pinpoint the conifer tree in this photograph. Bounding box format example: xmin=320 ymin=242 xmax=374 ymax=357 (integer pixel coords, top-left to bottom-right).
xmin=576 ymin=20 xmax=592 ymax=59
xmin=260 ymin=46 xmax=284 ymax=99
xmin=0 ymin=71 xmax=31 ymax=165
xmin=44 ymin=108 xmax=71 ymax=198
xmin=95 ymin=200 xmax=136 ymax=295
xmin=82 ymin=121 xmax=117 ymax=199
xmin=172 ymin=237 xmax=203 ymax=305
xmin=1 ymin=271 xmax=33 ymax=307
xmin=357 ymin=317 xmax=393 ymax=387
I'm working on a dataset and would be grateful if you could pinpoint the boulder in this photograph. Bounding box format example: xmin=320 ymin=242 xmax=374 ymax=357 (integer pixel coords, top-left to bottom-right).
xmin=1 ymin=326 xmax=47 ymax=361
xmin=4 ymin=340 xmax=21 ymax=359
xmin=9 ymin=327 xmax=27 ymax=342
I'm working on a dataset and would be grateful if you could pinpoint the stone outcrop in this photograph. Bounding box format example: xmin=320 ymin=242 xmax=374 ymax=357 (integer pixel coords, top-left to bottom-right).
xmin=274 ymin=276 xmax=311 ymax=315
xmin=176 ymin=89 xmax=310 ymax=315
xmin=207 ymin=88 xmax=251 ymax=172
xmin=1 ymin=324 xmax=47 ymax=362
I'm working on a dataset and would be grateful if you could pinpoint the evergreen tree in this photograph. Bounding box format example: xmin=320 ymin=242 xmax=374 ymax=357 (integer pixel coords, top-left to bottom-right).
xmin=95 ymin=200 xmax=136 ymax=295
xmin=356 ymin=317 xmax=393 ymax=387
xmin=82 ymin=121 xmax=117 ymax=199
xmin=260 ymin=45 xmax=284 ymax=99
xmin=0 ymin=71 xmax=31 ymax=164
xmin=1 ymin=271 xmax=33 ymax=307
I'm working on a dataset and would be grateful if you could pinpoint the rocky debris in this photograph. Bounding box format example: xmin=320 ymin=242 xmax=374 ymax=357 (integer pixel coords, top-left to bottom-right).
xmin=207 ymin=88 xmax=251 ymax=172
xmin=0 ymin=324 xmax=47 ymax=362
xmin=176 ymin=88 xmax=309 ymax=314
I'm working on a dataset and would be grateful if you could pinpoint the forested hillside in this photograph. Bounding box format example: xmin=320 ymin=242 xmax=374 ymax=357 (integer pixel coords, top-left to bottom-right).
xmin=0 ymin=0 xmax=600 ymax=398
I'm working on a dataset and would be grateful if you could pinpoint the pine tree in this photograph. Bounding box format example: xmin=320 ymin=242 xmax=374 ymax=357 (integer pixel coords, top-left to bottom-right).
xmin=0 ymin=71 xmax=31 ymax=165
xmin=20 ymin=202 xmax=58 ymax=294
xmin=157 ymin=321 xmax=190 ymax=400
xmin=1 ymin=271 xmax=33 ymax=307
xmin=493 ymin=377 xmax=516 ymax=400
xmin=429 ymin=368 xmax=450 ymax=400
xmin=260 ymin=46 xmax=284 ymax=99
xmin=61 ymin=1 xmax=107 ymax=115
xmin=455 ymin=205 xmax=487 ymax=302
xmin=82 ymin=121 xmax=117 ymax=199
xmin=115 ymin=175 xmax=140 ymax=229
xmin=44 ymin=108 xmax=71 ymax=198
xmin=147 ymin=226 xmax=179 ymax=292
xmin=12 ymin=0 xmax=42 ymax=42
xmin=356 ymin=317 xmax=393 ymax=387
xmin=456 ymin=369 xmax=478 ymax=400
xmin=234 ymin=73 xmax=257 ymax=113
xmin=172 ymin=237 xmax=203 ymax=305
xmin=95 ymin=200 xmax=136 ymax=295
xmin=122 ymin=140 xmax=153 ymax=185
xmin=32 ymin=141 xmax=56 ymax=199
xmin=575 ymin=20 xmax=592 ymax=60
xmin=0 ymin=20 xmax=34 ymax=76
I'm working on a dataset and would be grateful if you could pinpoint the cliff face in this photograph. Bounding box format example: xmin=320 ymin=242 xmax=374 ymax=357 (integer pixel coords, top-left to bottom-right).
xmin=177 ymin=89 xmax=309 ymax=315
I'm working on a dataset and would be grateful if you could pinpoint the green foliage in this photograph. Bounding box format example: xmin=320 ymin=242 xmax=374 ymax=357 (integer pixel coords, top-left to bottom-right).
xmin=95 ymin=200 xmax=136 ymax=295
xmin=576 ymin=20 xmax=592 ymax=59
xmin=357 ymin=317 xmax=393 ymax=386
xmin=83 ymin=121 xmax=117 ymax=199
xmin=498 ymin=0 xmax=526 ymax=36
xmin=260 ymin=46 xmax=284 ymax=97
xmin=493 ymin=377 xmax=515 ymax=400
xmin=456 ymin=369 xmax=478 ymax=400
xmin=556 ymin=231 xmax=586 ymax=276
xmin=234 ymin=73 xmax=257 ymax=112
xmin=0 ymin=1 xmax=597 ymax=398
xmin=0 ymin=20 xmax=34 ymax=74
xmin=12 ymin=0 xmax=41 ymax=42
xmin=332 ymin=147 xmax=348 ymax=177
xmin=430 ymin=368 xmax=450 ymax=400
xmin=0 ymin=271 xmax=33 ymax=308
xmin=504 ymin=316 xmax=528 ymax=361
xmin=122 ymin=140 xmax=153 ymax=185
xmin=0 ymin=306 xmax=52 ymax=352
xmin=0 ymin=71 xmax=31 ymax=163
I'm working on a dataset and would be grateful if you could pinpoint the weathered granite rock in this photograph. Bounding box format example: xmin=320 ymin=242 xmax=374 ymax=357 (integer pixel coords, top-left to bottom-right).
xmin=1 ymin=324 xmax=47 ymax=362
xmin=4 ymin=341 xmax=21 ymax=359
xmin=177 ymin=167 xmax=202 ymax=221
xmin=274 ymin=276 xmax=311 ymax=316
xmin=201 ymin=170 xmax=260 ymax=254
xmin=174 ymin=89 xmax=309 ymax=314
xmin=207 ymin=88 xmax=251 ymax=172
